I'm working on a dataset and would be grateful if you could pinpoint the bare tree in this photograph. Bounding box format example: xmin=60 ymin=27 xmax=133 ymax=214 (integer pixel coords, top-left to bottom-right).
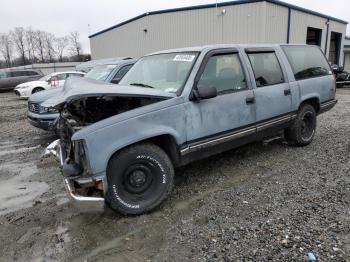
xmin=11 ymin=27 xmax=27 ymax=65
xmin=69 ymin=31 xmax=82 ymax=61
xmin=35 ymin=30 xmax=46 ymax=63
xmin=44 ymin=32 xmax=56 ymax=62
xmin=25 ymin=28 xmax=37 ymax=64
xmin=55 ymin=36 xmax=68 ymax=62
xmin=0 ymin=33 xmax=13 ymax=67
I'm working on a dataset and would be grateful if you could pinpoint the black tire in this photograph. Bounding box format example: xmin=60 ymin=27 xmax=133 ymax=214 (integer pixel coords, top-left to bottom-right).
xmin=106 ymin=143 xmax=174 ymax=215
xmin=32 ymin=87 xmax=44 ymax=94
xmin=285 ymin=104 xmax=317 ymax=146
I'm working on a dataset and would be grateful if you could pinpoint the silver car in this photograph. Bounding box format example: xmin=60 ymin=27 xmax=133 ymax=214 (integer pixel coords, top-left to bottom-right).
xmin=0 ymin=69 xmax=43 ymax=90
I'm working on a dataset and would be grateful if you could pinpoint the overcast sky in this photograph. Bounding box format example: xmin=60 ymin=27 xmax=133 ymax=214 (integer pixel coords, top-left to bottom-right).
xmin=0 ymin=0 xmax=349 ymax=53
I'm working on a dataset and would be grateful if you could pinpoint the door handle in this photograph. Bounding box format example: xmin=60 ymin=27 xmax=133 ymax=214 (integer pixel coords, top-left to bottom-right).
xmin=284 ymin=89 xmax=291 ymax=96
xmin=246 ymin=96 xmax=255 ymax=104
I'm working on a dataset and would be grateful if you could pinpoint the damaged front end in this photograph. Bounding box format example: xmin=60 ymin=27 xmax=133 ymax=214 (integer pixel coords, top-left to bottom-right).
xmin=43 ymin=87 xmax=172 ymax=210
xmin=44 ymin=138 xmax=106 ymax=211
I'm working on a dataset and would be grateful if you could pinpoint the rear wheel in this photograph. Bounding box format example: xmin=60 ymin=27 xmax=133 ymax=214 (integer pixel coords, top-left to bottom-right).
xmin=106 ymin=143 xmax=174 ymax=215
xmin=285 ymin=104 xmax=317 ymax=146
xmin=32 ymin=87 xmax=44 ymax=94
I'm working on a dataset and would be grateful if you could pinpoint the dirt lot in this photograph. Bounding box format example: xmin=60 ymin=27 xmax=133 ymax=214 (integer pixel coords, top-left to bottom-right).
xmin=0 ymin=90 xmax=349 ymax=261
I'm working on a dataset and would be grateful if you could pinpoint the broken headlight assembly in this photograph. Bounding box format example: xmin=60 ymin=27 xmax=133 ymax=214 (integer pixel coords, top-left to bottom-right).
xmin=73 ymin=139 xmax=92 ymax=175
xmin=42 ymin=106 xmax=59 ymax=113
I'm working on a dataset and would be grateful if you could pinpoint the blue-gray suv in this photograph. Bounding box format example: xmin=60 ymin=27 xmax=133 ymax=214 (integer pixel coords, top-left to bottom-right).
xmin=44 ymin=44 xmax=337 ymax=215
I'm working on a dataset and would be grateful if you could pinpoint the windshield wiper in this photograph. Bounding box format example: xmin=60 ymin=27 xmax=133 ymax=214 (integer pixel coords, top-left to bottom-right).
xmin=129 ymin=83 xmax=155 ymax=89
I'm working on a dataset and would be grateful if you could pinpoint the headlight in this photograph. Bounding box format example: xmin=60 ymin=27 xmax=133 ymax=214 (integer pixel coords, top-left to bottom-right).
xmin=16 ymin=85 xmax=28 ymax=90
xmin=42 ymin=107 xmax=59 ymax=113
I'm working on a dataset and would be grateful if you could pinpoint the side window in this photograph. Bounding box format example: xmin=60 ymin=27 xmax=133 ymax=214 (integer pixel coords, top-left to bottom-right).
xmin=68 ymin=73 xmax=84 ymax=78
xmin=27 ymin=71 xmax=39 ymax=76
xmin=198 ymin=53 xmax=247 ymax=94
xmin=10 ymin=71 xmax=26 ymax=77
xmin=282 ymin=46 xmax=332 ymax=80
xmin=0 ymin=71 xmax=7 ymax=79
xmin=57 ymin=73 xmax=68 ymax=81
xmin=112 ymin=65 xmax=133 ymax=82
xmin=247 ymin=52 xmax=284 ymax=87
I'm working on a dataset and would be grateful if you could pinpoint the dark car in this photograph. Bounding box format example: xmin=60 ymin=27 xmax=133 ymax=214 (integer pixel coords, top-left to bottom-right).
xmin=0 ymin=69 xmax=43 ymax=90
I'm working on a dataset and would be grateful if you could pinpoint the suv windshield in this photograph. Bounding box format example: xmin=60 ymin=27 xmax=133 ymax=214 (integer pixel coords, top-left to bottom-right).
xmin=85 ymin=65 xmax=116 ymax=81
xmin=119 ymin=52 xmax=198 ymax=93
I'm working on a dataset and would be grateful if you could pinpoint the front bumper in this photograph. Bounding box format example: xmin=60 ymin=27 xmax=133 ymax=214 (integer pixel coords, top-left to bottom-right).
xmin=27 ymin=111 xmax=59 ymax=131
xmin=43 ymin=139 xmax=105 ymax=211
xmin=14 ymin=88 xmax=30 ymax=99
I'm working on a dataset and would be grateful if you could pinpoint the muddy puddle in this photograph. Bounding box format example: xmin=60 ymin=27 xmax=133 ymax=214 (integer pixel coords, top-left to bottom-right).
xmin=0 ymin=161 xmax=49 ymax=216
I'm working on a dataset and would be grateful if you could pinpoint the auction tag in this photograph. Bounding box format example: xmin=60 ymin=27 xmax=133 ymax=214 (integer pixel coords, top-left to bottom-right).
xmin=173 ymin=54 xmax=195 ymax=62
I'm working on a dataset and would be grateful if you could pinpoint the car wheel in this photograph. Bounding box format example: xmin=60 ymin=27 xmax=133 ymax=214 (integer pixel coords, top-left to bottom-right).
xmin=106 ymin=143 xmax=174 ymax=215
xmin=32 ymin=87 xmax=44 ymax=94
xmin=285 ymin=104 xmax=317 ymax=146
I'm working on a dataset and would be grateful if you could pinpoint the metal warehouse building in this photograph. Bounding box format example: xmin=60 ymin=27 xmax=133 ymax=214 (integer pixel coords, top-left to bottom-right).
xmin=89 ymin=0 xmax=348 ymax=66
xmin=344 ymin=37 xmax=350 ymax=70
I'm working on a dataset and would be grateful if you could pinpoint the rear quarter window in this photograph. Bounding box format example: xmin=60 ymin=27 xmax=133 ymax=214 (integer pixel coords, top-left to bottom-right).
xmin=282 ymin=46 xmax=332 ymax=80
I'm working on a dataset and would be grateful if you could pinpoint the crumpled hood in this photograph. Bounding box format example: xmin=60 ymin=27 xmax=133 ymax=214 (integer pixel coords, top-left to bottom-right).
xmin=16 ymin=80 xmax=45 ymax=89
xmin=29 ymin=88 xmax=63 ymax=103
xmin=41 ymin=77 xmax=176 ymax=108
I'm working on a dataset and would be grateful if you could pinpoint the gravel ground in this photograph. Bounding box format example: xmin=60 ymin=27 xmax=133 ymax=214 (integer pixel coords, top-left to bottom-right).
xmin=0 ymin=90 xmax=349 ymax=261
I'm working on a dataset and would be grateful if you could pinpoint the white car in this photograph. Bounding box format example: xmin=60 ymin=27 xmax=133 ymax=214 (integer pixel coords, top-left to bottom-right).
xmin=14 ymin=71 xmax=85 ymax=99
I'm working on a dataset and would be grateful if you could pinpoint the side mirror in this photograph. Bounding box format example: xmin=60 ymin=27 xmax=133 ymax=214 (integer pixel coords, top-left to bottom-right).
xmin=191 ymin=85 xmax=217 ymax=100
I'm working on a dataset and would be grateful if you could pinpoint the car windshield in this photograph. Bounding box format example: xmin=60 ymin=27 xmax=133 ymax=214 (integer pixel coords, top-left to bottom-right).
xmin=119 ymin=52 xmax=198 ymax=93
xmin=85 ymin=65 xmax=116 ymax=81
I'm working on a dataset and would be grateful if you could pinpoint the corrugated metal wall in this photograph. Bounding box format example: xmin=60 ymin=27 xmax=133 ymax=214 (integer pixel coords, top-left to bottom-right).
xmin=264 ymin=2 xmax=289 ymax=43
xmin=90 ymin=1 xmax=347 ymax=65
xmin=91 ymin=2 xmax=272 ymax=59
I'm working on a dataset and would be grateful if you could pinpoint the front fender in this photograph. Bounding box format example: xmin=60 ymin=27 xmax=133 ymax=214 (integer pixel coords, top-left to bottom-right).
xmin=78 ymin=101 xmax=187 ymax=175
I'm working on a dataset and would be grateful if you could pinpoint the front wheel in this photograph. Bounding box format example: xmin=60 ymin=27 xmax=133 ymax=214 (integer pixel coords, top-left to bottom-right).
xmin=106 ymin=143 xmax=174 ymax=215
xmin=285 ymin=104 xmax=317 ymax=146
xmin=32 ymin=87 xmax=44 ymax=94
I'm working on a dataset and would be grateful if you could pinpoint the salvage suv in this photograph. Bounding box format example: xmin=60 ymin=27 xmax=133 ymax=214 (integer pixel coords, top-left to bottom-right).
xmin=44 ymin=44 xmax=337 ymax=215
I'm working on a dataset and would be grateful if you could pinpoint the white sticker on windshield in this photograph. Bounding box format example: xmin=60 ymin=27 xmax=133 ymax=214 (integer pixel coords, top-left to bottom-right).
xmin=173 ymin=55 xmax=195 ymax=62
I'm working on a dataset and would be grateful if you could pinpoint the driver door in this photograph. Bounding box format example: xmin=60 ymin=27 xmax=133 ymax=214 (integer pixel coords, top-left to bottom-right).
xmin=184 ymin=50 xmax=256 ymax=153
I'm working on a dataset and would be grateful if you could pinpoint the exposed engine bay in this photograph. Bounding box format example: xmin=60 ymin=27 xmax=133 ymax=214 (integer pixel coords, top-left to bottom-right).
xmin=60 ymin=95 xmax=165 ymax=128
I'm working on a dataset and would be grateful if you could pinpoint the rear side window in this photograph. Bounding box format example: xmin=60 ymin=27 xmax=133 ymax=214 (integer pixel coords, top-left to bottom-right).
xmin=68 ymin=73 xmax=84 ymax=77
xmin=282 ymin=46 xmax=332 ymax=80
xmin=56 ymin=73 xmax=68 ymax=80
xmin=10 ymin=71 xmax=27 ymax=77
xmin=27 ymin=71 xmax=40 ymax=76
xmin=247 ymin=52 xmax=284 ymax=87
xmin=198 ymin=53 xmax=247 ymax=94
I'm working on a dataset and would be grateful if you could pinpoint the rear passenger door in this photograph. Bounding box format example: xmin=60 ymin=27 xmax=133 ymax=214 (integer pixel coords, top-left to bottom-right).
xmin=245 ymin=48 xmax=292 ymax=125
